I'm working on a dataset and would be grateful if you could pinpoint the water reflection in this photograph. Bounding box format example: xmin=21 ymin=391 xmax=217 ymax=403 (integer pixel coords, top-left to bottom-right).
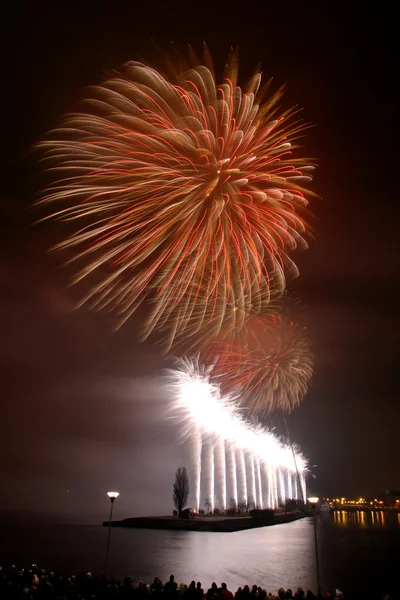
xmin=333 ymin=511 xmax=348 ymax=525
xmin=333 ymin=509 xmax=390 ymax=527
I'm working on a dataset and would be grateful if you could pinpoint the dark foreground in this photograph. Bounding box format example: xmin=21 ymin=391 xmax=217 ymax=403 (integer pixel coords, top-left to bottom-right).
xmin=2 ymin=512 xmax=399 ymax=599
xmin=0 ymin=564 xmax=346 ymax=600
xmin=104 ymin=512 xmax=305 ymax=532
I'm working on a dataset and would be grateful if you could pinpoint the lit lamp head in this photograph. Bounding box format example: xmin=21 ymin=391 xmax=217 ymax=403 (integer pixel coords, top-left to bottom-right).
xmin=107 ymin=491 xmax=120 ymax=503
xmin=308 ymin=496 xmax=319 ymax=509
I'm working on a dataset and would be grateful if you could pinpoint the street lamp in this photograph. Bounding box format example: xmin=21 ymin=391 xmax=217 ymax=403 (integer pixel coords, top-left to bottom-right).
xmin=104 ymin=491 xmax=120 ymax=576
xmin=308 ymin=496 xmax=321 ymax=596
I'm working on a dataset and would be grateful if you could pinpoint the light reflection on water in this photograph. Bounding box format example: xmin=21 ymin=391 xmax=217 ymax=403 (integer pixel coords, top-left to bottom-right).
xmin=1 ymin=518 xmax=317 ymax=592
xmin=333 ymin=510 xmax=388 ymax=527
xmin=115 ymin=519 xmax=318 ymax=593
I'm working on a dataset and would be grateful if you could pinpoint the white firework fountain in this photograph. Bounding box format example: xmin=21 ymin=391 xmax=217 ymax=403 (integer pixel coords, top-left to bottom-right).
xmin=167 ymin=358 xmax=307 ymax=513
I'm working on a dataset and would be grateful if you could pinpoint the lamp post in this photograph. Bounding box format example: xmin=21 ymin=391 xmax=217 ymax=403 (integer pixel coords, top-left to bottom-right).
xmin=104 ymin=491 xmax=120 ymax=576
xmin=308 ymin=496 xmax=321 ymax=596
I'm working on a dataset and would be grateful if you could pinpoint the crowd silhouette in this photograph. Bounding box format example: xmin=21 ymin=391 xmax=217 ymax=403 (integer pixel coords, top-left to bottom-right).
xmin=0 ymin=565 xmax=349 ymax=600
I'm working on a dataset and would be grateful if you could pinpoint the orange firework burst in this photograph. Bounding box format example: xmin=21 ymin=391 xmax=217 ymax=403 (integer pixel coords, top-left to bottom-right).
xmin=39 ymin=49 xmax=315 ymax=349
xmin=208 ymin=314 xmax=313 ymax=414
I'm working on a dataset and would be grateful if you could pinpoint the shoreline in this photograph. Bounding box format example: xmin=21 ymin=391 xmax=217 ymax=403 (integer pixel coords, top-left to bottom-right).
xmin=103 ymin=511 xmax=307 ymax=532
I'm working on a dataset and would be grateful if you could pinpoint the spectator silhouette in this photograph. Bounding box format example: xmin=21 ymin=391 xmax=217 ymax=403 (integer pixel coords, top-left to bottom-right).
xmin=222 ymin=582 xmax=234 ymax=600
xmin=164 ymin=576 xmax=175 ymax=593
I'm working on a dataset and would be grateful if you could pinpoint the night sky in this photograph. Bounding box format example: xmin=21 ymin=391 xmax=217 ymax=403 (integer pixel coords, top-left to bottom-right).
xmin=1 ymin=1 xmax=398 ymax=521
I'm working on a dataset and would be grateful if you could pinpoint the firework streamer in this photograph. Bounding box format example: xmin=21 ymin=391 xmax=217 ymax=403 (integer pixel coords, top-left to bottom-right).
xmin=283 ymin=415 xmax=306 ymax=503
xmin=214 ymin=437 xmax=227 ymax=510
xmin=253 ymin=456 xmax=260 ymax=508
xmin=237 ymin=448 xmax=248 ymax=506
xmin=278 ymin=468 xmax=286 ymax=505
xmin=293 ymin=473 xmax=298 ymax=500
xmin=300 ymin=472 xmax=307 ymax=502
xmin=206 ymin=437 xmax=215 ymax=513
xmin=256 ymin=459 xmax=263 ymax=508
xmin=270 ymin=465 xmax=276 ymax=509
xmin=250 ymin=454 xmax=257 ymax=507
xmin=229 ymin=444 xmax=238 ymax=506
xmin=273 ymin=467 xmax=279 ymax=508
xmin=192 ymin=429 xmax=202 ymax=512
xmin=200 ymin=433 xmax=215 ymax=513
xmin=263 ymin=464 xmax=270 ymax=508
xmin=266 ymin=464 xmax=274 ymax=508
xmin=287 ymin=469 xmax=293 ymax=500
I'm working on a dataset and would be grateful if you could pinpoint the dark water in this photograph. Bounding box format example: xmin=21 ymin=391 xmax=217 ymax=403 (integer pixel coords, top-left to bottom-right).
xmin=1 ymin=512 xmax=399 ymax=599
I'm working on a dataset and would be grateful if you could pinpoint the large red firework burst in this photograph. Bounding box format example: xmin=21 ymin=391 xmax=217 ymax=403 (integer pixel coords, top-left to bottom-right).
xmin=208 ymin=314 xmax=313 ymax=414
xmin=39 ymin=49 xmax=315 ymax=349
